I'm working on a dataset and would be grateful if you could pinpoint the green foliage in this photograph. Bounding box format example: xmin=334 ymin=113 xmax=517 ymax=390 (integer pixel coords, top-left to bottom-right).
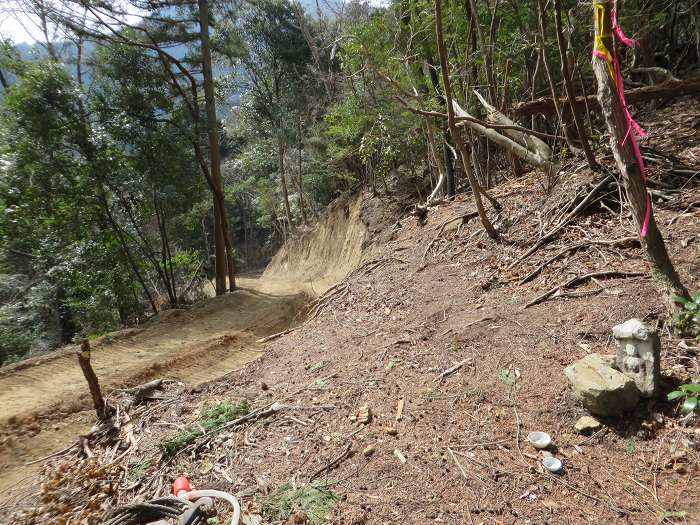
xmin=160 ymin=401 xmax=250 ymax=459
xmin=672 ymin=293 xmax=700 ymax=340
xmin=667 ymin=383 xmax=700 ymax=416
xmin=658 ymin=510 xmax=688 ymax=523
xmin=496 ymin=367 xmax=520 ymax=386
xmin=624 ymin=438 xmax=637 ymax=454
xmin=263 ymin=480 xmax=337 ymax=524
xmin=129 ymin=459 xmax=152 ymax=481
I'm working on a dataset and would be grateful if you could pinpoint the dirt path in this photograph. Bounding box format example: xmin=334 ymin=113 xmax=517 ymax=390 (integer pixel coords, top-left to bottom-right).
xmin=0 ymin=277 xmax=308 ymax=492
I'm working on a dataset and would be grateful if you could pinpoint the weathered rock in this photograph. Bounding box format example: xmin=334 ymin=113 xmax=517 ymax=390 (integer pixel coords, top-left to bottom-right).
xmin=362 ymin=445 xmax=376 ymax=457
xmin=357 ymin=405 xmax=372 ymax=424
xmin=564 ymin=353 xmax=640 ymax=416
xmin=574 ymin=415 xmax=602 ymax=434
xmin=383 ymin=426 xmax=398 ymax=436
xmin=613 ymin=318 xmax=660 ymax=397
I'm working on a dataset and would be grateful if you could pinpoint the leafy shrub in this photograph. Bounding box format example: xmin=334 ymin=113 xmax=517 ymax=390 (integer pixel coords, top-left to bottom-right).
xmin=667 ymin=383 xmax=700 ymax=416
xmin=672 ymin=292 xmax=700 ymax=340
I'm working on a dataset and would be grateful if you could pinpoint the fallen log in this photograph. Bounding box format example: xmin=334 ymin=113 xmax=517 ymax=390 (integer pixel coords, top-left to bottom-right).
xmin=513 ymin=79 xmax=700 ymax=118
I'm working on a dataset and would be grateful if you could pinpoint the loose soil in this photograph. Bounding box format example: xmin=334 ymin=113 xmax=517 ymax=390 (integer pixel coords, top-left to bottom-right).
xmin=1 ymin=99 xmax=699 ymax=525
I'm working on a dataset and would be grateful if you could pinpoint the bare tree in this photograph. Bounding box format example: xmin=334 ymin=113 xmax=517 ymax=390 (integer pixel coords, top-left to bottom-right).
xmin=434 ymin=0 xmax=498 ymax=239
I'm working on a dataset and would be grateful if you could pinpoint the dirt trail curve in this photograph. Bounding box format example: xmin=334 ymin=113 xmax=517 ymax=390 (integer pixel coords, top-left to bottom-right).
xmin=0 ymin=278 xmax=306 ymax=431
xmin=0 ymin=278 xmax=308 ymax=492
xmin=0 ymin=192 xmax=372 ymax=494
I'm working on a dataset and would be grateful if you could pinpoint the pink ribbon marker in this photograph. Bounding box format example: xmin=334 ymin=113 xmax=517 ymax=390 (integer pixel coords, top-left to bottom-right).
xmin=595 ymin=0 xmax=651 ymax=237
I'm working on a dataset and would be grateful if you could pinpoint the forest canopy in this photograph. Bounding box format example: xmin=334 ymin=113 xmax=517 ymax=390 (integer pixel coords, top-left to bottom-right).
xmin=0 ymin=0 xmax=698 ymax=363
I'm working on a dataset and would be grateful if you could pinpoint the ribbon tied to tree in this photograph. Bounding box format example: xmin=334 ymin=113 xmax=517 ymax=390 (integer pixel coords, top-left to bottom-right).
xmin=593 ymin=0 xmax=651 ymax=237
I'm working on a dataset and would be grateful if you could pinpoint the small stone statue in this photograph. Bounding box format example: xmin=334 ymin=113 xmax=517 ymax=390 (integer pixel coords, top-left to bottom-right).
xmin=613 ymin=319 xmax=660 ymax=397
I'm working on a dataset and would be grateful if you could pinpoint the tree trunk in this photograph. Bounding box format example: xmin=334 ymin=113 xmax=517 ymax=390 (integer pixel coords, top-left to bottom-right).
xmin=77 ymin=340 xmax=107 ymax=420
xmin=435 ymin=0 xmax=498 ymax=239
xmin=297 ymin=118 xmax=308 ymax=225
xmin=553 ymin=0 xmax=597 ymax=169
xmin=536 ymin=0 xmax=579 ymax=152
xmin=199 ymin=0 xmax=236 ymax=293
xmin=278 ymin=136 xmax=293 ymax=233
xmin=591 ymin=0 xmax=688 ymax=307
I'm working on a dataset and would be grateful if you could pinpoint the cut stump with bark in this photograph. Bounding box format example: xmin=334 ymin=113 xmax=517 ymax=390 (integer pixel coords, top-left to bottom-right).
xmin=77 ymin=340 xmax=107 ymax=420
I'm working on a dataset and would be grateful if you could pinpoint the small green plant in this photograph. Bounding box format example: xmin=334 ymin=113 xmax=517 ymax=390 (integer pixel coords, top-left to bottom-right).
xmin=667 ymin=382 xmax=700 ymax=416
xmin=496 ymin=367 xmax=520 ymax=386
xmin=672 ymin=292 xmax=700 ymax=339
xmin=160 ymin=400 xmax=249 ymax=460
xmin=625 ymin=438 xmax=636 ymax=454
xmin=263 ymin=481 xmax=337 ymax=525
xmin=658 ymin=510 xmax=688 ymax=523
xmin=129 ymin=459 xmax=152 ymax=481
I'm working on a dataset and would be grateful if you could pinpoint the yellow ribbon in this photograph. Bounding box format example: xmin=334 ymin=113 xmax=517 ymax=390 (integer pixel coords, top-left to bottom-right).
xmin=593 ymin=2 xmax=616 ymax=83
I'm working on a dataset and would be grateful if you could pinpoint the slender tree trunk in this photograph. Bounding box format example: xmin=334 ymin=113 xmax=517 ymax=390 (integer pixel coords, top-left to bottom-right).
xmin=435 ymin=0 xmax=498 ymax=239
xmin=553 ymin=0 xmax=597 ymax=169
xmin=425 ymin=61 xmax=456 ymax=197
xmin=278 ymin=136 xmax=293 ymax=233
xmin=99 ymin=196 xmax=158 ymax=314
xmin=199 ymin=0 xmax=236 ymax=293
xmin=536 ymin=0 xmax=579 ymax=151
xmin=468 ymin=0 xmax=497 ymax=104
xmin=592 ymin=0 xmax=688 ymax=308
xmin=500 ymin=58 xmax=523 ymax=180
xmin=297 ymin=117 xmax=308 ymax=225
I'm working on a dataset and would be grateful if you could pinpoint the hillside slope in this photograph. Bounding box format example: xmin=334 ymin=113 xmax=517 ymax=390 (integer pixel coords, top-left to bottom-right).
xmin=3 ymin=99 xmax=700 ymax=525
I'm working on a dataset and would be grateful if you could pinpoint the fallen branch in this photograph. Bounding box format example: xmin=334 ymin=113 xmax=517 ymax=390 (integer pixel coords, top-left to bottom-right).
xmin=434 ymin=357 xmax=473 ymax=382
xmin=524 ymin=270 xmax=644 ymax=308
xmin=122 ymin=379 xmax=164 ymax=404
xmin=519 ymin=237 xmax=639 ymax=284
xmin=508 ymin=175 xmax=614 ymax=269
xmin=309 ymin=442 xmax=353 ymax=480
xmin=513 ymin=78 xmax=700 ymax=118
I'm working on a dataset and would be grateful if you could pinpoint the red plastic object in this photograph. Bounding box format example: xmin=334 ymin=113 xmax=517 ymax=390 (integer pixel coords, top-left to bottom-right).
xmin=172 ymin=476 xmax=191 ymax=498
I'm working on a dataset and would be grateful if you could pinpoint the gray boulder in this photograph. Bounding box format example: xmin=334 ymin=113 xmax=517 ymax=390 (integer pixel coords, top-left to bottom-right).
xmin=564 ymin=354 xmax=640 ymax=416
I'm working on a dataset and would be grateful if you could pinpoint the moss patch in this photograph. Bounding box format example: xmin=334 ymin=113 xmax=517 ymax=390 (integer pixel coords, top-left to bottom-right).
xmin=263 ymin=480 xmax=337 ymax=524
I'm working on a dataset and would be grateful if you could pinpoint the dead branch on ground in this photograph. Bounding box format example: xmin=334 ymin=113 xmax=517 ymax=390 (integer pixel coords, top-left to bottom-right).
xmin=508 ymin=174 xmax=614 ymax=269
xmin=519 ymin=237 xmax=639 ymax=284
xmin=524 ymin=270 xmax=644 ymax=308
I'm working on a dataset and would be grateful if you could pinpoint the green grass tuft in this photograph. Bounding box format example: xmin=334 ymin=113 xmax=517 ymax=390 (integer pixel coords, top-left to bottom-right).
xmin=263 ymin=480 xmax=337 ymax=524
xmin=159 ymin=400 xmax=249 ymax=460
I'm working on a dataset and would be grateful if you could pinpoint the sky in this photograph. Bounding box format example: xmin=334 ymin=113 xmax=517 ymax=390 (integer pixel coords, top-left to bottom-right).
xmin=0 ymin=0 xmax=386 ymax=45
xmin=0 ymin=0 xmax=144 ymax=44
xmin=0 ymin=1 xmax=50 ymax=44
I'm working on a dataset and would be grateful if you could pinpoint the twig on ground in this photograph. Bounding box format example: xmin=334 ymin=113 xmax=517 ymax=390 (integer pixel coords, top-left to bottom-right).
xmin=463 ymin=315 xmax=495 ymax=328
xmin=309 ymin=442 xmax=353 ymax=480
xmin=257 ymin=327 xmax=298 ymax=343
xmin=434 ymin=357 xmax=473 ymax=382
xmin=448 ymin=447 xmax=485 ymax=485
xmin=420 ymin=212 xmax=478 ymax=268
xmin=25 ymin=442 xmax=78 ymax=465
